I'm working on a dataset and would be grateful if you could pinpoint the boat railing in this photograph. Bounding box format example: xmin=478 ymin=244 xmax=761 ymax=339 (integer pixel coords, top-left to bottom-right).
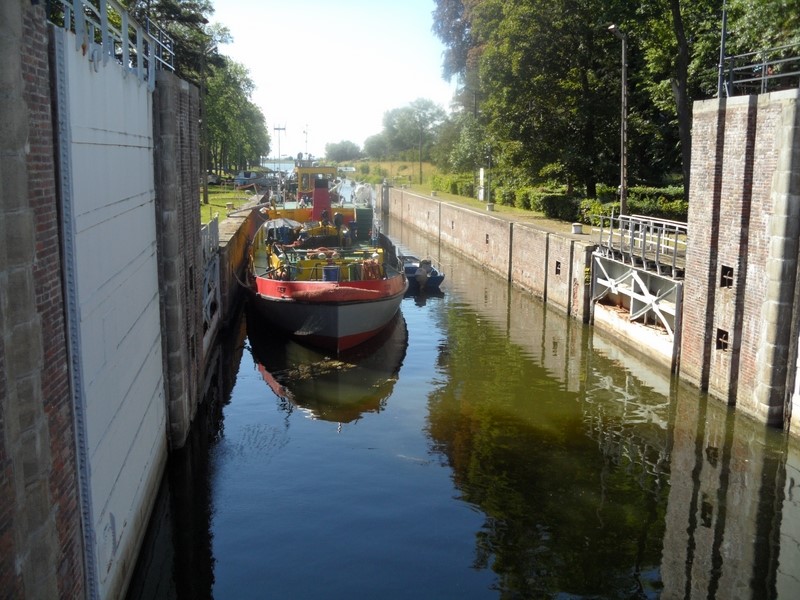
xmin=273 ymin=256 xmax=391 ymax=283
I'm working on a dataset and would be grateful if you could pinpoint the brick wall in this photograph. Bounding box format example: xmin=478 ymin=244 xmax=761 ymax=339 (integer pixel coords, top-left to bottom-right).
xmin=1 ymin=3 xmax=84 ymax=598
xmin=680 ymin=100 xmax=723 ymax=390
xmin=386 ymin=188 xmax=592 ymax=323
xmin=510 ymin=225 xmax=549 ymax=299
xmin=681 ymin=92 xmax=800 ymax=427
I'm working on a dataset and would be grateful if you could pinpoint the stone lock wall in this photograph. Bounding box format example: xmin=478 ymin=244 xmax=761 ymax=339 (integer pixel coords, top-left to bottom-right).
xmin=386 ymin=188 xmax=593 ymax=324
xmin=680 ymin=91 xmax=800 ymax=428
xmin=0 ymin=3 xmax=84 ymax=598
xmin=153 ymin=72 xmax=203 ymax=449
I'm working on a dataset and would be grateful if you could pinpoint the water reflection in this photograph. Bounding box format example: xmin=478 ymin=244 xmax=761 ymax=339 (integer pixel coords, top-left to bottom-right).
xmin=423 ymin=300 xmax=669 ymax=597
xmin=129 ymin=217 xmax=800 ymax=599
xmin=387 ymin=216 xmax=800 ymax=599
xmin=246 ymin=306 xmax=408 ymax=424
xmin=406 ymin=287 xmax=446 ymax=307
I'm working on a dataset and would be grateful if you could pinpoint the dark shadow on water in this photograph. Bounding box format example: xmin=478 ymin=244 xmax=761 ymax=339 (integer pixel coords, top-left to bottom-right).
xmin=405 ymin=287 xmax=445 ymax=306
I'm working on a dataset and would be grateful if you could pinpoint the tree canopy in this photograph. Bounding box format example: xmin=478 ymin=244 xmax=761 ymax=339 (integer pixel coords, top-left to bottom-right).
xmin=131 ymin=0 xmax=799 ymax=198
xmin=361 ymin=99 xmax=447 ymax=182
xmin=125 ymin=0 xmax=269 ymax=173
xmin=325 ymin=141 xmax=362 ymax=163
xmin=204 ymin=56 xmax=269 ymax=172
xmin=430 ymin=0 xmax=799 ymax=199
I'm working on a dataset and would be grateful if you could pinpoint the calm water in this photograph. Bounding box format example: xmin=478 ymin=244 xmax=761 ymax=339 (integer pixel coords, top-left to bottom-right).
xmin=128 ymin=218 xmax=800 ymax=599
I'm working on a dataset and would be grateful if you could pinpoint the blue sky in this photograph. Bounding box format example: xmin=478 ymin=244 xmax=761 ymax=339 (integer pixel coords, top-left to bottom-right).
xmin=212 ymin=0 xmax=458 ymax=159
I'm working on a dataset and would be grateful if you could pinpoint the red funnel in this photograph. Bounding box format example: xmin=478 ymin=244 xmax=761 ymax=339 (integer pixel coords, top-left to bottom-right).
xmin=311 ymin=177 xmax=331 ymax=221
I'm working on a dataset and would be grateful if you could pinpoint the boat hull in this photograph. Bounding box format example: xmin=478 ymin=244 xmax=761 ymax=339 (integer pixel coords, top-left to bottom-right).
xmin=405 ymin=272 xmax=445 ymax=293
xmin=250 ymin=275 xmax=407 ymax=352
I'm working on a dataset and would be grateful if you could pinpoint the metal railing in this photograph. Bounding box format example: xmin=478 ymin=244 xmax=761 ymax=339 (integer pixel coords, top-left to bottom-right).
xmin=721 ymin=42 xmax=800 ymax=97
xmin=593 ymin=213 xmax=687 ymax=278
xmin=47 ymin=0 xmax=174 ymax=90
xmin=201 ymin=216 xmax=220 ymax=354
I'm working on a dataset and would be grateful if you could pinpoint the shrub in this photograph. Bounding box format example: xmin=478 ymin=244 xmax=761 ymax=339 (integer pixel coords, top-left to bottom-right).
xmin=627 ymin=186 xmax=687 ymax=221
xmin=596 ymin=184 xmax=617 ymax=203
xmin=540 ymin=194 xmax=581 ymax=221
xmin=494 ymin=186 xmax=516 ymax=206
xmin=458 ymin=180 xmax=475 ymax=198
xmin=579 ymin=198 xmax=609 ymax=225
xmin=588 ymin=185 xmax=687 ymax=222
xmin=515 ymin=187 xmax=538 ymax=210
xmin=431 ymin=173 xmax=476 ymax=197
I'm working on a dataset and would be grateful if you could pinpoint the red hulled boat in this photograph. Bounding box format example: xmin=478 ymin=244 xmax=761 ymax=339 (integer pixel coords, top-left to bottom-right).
xmin=248 ymin=175 xmax=407 ymax=353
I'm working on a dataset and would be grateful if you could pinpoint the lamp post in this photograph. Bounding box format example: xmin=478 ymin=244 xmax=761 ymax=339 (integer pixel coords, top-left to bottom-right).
xmin=717 ymin=1 xmax=729 ymax=97
xmin=200 ymin=43 xmax=216 ymax=205
xmin=608 ymin=24 xmax=628 ymax=215
xmin=273 ymin=125 xmax=285 ymax=175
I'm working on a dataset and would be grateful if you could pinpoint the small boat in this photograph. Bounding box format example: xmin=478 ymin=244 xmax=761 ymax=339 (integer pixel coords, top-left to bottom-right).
xmin=401 ymin=255 xmax=445 ymax=293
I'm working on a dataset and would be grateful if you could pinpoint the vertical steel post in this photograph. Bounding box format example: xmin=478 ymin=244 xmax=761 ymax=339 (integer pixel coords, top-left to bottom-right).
xmin=609 ymin=25 xmax=628 ymax=215
xmin=717 ymin=1 xmax=728 ymax=97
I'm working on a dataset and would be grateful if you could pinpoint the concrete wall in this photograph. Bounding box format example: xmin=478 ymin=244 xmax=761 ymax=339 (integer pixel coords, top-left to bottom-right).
xmin=386 ymin=188 xmax=593 ymax=322
xmin=153 ymin=72 xmax=203 ymax=449
xmin=0 ymin=4 xmax=85 ymax=598
xmin=680 ymin=91 xmax=800 ymax=428
xmin=51 ymin=23 xmax=167 ymax=599
xmin=218 ymin=203 xmax=265 ymax=323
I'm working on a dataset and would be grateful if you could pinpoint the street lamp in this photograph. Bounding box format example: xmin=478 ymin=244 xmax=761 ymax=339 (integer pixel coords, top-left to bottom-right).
xmin=200 ymin=43 xmax=216 ymax=205
xmin=273 ymin=125 xmax=285 ymax=176
xmin=608 ymin=24 xmax=628 ymax=216
xmin=717 ymin=1 xmax=729 ymax=97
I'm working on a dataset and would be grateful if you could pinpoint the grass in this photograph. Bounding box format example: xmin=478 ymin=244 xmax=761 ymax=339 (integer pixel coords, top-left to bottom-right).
xmin=200 ymin=184 xmax=256 ymax=224
xmin=350 ymin=160 xmax=439 ymax=186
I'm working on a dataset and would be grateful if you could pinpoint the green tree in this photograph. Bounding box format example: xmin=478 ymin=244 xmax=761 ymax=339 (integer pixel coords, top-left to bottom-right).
xmin=124 ymin=0 xmax=221 ymax=83
xmin=726 ymin=0 xmax=800 ymax=51
xmin=431 ymin=0 xmax=726 ymax=197
xmin=205 ymin=57 xmax=269 ymax=172
xmin=325 ymin=141 xmax=362 ymax=162
xmin=382 ymin=99 xmax=446 ymax=183
xmin=429 ymin=114 xmax=465 ymax=171
xmin=363 ymin=133 xmax=391 ymax=160
xmin=634 ymin=0 xmax=723 ymax=197
xmin=473 ymin=0 xmax=622 ymax=196
xmin=447 ymin=113 xmax=486 ymax=174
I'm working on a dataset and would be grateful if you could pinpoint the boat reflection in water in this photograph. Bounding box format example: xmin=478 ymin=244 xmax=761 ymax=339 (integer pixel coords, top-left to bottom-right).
xmin=246 ymin=304 xmax=408 ymax=424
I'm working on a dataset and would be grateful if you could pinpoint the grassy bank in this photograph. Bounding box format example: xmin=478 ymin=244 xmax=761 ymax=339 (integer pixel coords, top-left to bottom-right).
xmin=200 ymin=184 xmax=255 ymax=224
xmin=350 ymin=160 xmax=439 ymax=186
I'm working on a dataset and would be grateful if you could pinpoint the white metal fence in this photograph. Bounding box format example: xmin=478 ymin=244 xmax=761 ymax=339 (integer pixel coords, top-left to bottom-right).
xmin=201 ymin=216 xmax=220 ymax=355
xmin=593 ymin=213 xmax=687 ymax=279
xmin=48 ymin=0 xmax=173 ymax=90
